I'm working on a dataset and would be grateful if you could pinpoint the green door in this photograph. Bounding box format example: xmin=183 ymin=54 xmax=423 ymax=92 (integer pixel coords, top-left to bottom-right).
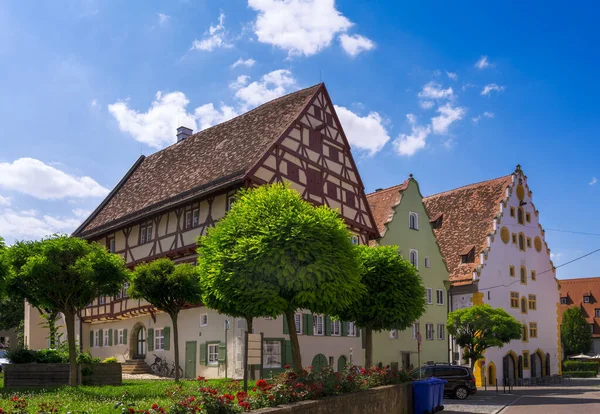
xmin=337 ymin=355 xmax=347 ymax=373
xmin=311 ymin=353 xmax=328 ymax=372
xmin=185 ymin=341 xmax=197 ymax=379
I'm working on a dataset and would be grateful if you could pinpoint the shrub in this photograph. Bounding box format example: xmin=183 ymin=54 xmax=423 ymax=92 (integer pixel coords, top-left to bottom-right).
xmin=6 ymin=347 xmax=37 ymax=364
xmin=102 ymin=357 xmax=118 ymax=364
xmin=76 ymin=351 xmax=101 ymax=365
xmin=563 ymin=370 xmax=597 ymax=378
xmin=563 ymin=360 xmax=598 ymax=372
xmin=35 ymin=348 xmax=69 ymax=364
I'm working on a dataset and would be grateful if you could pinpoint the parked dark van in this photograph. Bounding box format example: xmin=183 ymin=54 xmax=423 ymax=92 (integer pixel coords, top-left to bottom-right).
xmin=412 ymin=364 xmax=477 ymax=400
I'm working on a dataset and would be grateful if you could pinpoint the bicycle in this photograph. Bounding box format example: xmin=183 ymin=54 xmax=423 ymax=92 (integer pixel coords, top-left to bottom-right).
xmin=169 ymin=361 xmax=184 ymax=379
xmin=149 ymin=354 xmax=170 ymax=377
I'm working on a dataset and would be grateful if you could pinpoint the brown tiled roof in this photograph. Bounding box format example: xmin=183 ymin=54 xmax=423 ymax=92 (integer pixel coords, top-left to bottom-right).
xmin=366 ymin=180 xmax=410 ymax=236
xmin=74 ymin=84 xmax=322 ymax=237
xmin=559 ymin=277 xmax=600 ymax=337
xmin=423 ymin=175 xmax=513 ymax=286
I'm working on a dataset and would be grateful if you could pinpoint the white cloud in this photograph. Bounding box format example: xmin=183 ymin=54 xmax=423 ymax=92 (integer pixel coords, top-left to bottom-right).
xmin=157 ymin=13 xmax=170 ymax=26
xmin=231 ymin=58 xmax=256 ymax=68
xmin=590 ymin=177 xmax=598 ymax=186
xmin=0 ymin=158 xmax=109 ymax=200
xmin=431 ymin=103 xmax=466 ymax=134
xmin=418 ymin=82 xmax=454 ymax=100
xmin=90 ymin=99 xmax=98 ymax=108
xmin=339 ymin=34 xmax=375 ymax=57
xmin=0 ymin=195 xmax=11 ymax=206
xmin=0 ymin=208 xmax=81 ymax=241
xmin=472 ymin=111 xmax=494 ymax=124
xmin=229 ymin=75 xmax=251 ymax=89
xmin=194 ymin=103 xmax=238 ymax=131
xmin=72 ymin=208 xmax=92 ymax=219
xmin=419 ymin=100 xmax=435 ymax=110
xmin=232 ymin=69 xmax=297 ymax=108
xmin=550 ymin=252 xmax=563 ymax=262
xmin=248 ymin=0 xmax=353 ymax=56
xmin=475 ymin=55 xmax=490 ymax=69
xmin=446 ymin=71 xmax=458 ymax=80
xmin=334 ymin=105 xmax=389 ymax=155
xmin=393 ymin=114 xmax=431 ymax=157
xmin=481 ymin=83 xmax=505 ymax=96
xmin=191 ymin=13 xmax=233 ymax=51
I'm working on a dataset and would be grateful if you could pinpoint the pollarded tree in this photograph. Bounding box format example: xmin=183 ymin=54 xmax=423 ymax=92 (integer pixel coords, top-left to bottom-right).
xmin=197 ymin=183 xmax=364 ymax=372
xmin=338 ymin=245 xmax=426 ymax=368
xmin=129 ymin=259 xmax=202 ymax=381
xmin=447 ymin=304 xmax=522 ymax=368
xmin=561 ymin=306 xmax=592 ymax=356
xmin=7 ymin=235 xmax=128 ymax=386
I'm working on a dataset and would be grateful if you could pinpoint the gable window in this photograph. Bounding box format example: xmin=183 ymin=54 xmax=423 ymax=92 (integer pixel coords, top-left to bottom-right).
xmin=347 ymin=322 xmax=357 ymax=337
xmin=409 ymin=212 xmax=419 ymax=230
xmin=409 ymin=250 xmax=418 ymax=268
xmin=426 ymin=324 xmax=434 ymax=340
xmin=518 ymin=234 xmax=526 ymax=251
xmin=306 ymin=168 xmax=323 ymax=197
xmin=326 ymin=112 xmax=334 ymax=127
xmin=313 ymin=106 xmax=322 ymax=120
xmin=526 ymin=212 xmax=531 ymax=223
xmin=345 ymin=191 xmax=356 ymax=208
xmin=308 ymin=130 xmax=323 ymax=151
xmin=531 ymin=270 xmax=536 ymax=281
xmin=436 ymin=289 xmax=444 ymax=305
xmin=313 ymin=315 xmax=324 ymax=336
xmin=560 ymin=297 xmax=567 ymax=305
xmin=509 ymin=266 xmax=515 ymax=277
xmin=584 ymin=295 xmax=591 ymax=303
xmin=139 ymin=221 xmax=153 ymax=244
xmin=287 ymin=162 xmax=300 ymax=183
xmin=518 ymin=207 xmax=524 ymax=225
xmin=200 ymin=314 xmax=208 ymax=327
xmin=331 ymin=320 xmax=341 ymax=336
xmin=529 ymin=323 xmax=538 ymax=338
xmin=424 ymin=257 xmax=431 ymax=268
xmin=512 ymin=233 xmax=517 ymax=244
xmin=510 ymin=207 xmax=516 ymax=217
xmin=522 ymin=324 xmax=528 ymax=341
xmin=326 ymin=182 xmax=337 ymax=199
xmin=295 ymin=313 xmax=303 ymax=334
xmin=426 ymin=288 xmax=433 ymax=305
xmin=510 ymin=292 xmax=519 ymax=308
xmin=520 ymin=266 xmax=527 ymax=285
xmin=107 ymin=237 xmax=116 ymax=253
xmin=437 ymin=324 xmax=445 ymax=340
xmin=528 ymin=294 xmax=537 ymax=310
xmin=328 ymin=146 xmax=340 ymax=163
xmin=411 ymin=322 xmax=420 ymax=339
xmin=526 ymin=237 xmax=532 ymax=248
xmin=521 ymin=297 xmax=528 ymax=313
xmin=208 ymin=343 xmax=219 ymax=365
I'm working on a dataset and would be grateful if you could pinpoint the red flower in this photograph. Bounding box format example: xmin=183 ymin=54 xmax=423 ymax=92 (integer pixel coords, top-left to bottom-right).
xmin=196 ymin=376 xmax=206 ymax=381
xmin=256 ymin=379 xmax=268 ymax=388
xmin=238 ymin=401 xmax=251 ymax=410
xmin=284 ymin=364 xmax=290 ymax=369
xmin=252 ymin=387 xmax=257 ymax=392
xmin=128 ymin=408 xmax=136 ymax=414
xmin=236 ymin=391 xmax=248 ymax=401
xmin=151 ymin=403 xmax=159 ymax=410
xmin=269 ymin=395 xmax=275 ymax=400
xmin=189 ymin=396 xmax=195 ymax=402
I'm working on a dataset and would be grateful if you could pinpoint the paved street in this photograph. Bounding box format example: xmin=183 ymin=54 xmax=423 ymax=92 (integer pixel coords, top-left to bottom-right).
xmin=441 ymin=378 xmax=600 ymax=414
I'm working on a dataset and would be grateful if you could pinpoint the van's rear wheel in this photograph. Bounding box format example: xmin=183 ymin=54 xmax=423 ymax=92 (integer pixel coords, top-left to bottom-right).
xmin=454 ymin=386 xmax=468 ymax=400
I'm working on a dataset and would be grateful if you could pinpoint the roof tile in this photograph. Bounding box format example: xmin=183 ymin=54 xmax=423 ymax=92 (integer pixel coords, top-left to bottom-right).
xmin=365 ymin=180 xmax=410 ymax=236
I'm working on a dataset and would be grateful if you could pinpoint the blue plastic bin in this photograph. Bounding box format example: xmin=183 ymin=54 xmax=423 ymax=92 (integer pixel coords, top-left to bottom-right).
xmin=431 ymin=378 xmax=447 ymax=411
xmin=413 ymin=379 xmax=436 ymax=414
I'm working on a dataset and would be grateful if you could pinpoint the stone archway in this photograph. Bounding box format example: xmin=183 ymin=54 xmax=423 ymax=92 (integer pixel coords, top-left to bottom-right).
xmin=503 ymin=351 xmax=518 ymax=384
xmin=130 ymin=322 xmax=147 ymax=360
xmin=487 ymin=361 xmax=497 ymax=386
xmin=532 ymin=349 xmax=545 ymax=378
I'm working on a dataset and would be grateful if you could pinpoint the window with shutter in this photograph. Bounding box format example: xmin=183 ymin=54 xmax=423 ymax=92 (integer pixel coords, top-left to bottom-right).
xmin=326 ymin=181 xmax=337 ymax=199
xmin=207 ymin=343 xmax=219 ymax=365
xmin=313 ymin=106 xmax=322 ymax=120
xmin=200 ymin=343 xmax=207 ymax=365
xmin=147 ymin=328 xmax=154 ymax=351
xmin=328 ymin=146 xmax=339 ymax=162
xmin=308 ymin=130 xmax=322 ymax=151
xmin=345 ymin=191 xmax=356 ymax=208
xmin=218 ymin=343 xmax=226 ymax=363
xmin=287 ymin=162 xmax=300 ymax=183
xmin=163 ymin=327 xmax=170 ymax=351
xmin=306 ymin=168 xmax=323 ymax=196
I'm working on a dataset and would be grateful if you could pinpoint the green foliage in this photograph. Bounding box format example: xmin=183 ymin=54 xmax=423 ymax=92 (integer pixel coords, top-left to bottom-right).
xmin=102 ymin=357 xmax=119 ymax=364
xmin=563 ymin=370 xmax=597 ymax=378
xmin=77 ymin=351 xmax=101 ymax=364
xmin=562 ymin=360 xmax=598 ymax=372
xmin=561 ymin=307 xmax=593 ymax=356
xmin=130 ymin=259 xmax=202 ymax=315
xmin=338 ymin=245 xmax=426 ymax=331
xmin=0 ymin=237 xmax=9 ymax=295
xmin=197 ymin=183 xmax=363 ymax=319
xmin=5 ymin=347 xmax=38 ymax=364
xmin=0 ymin=295 xmax=24 ymax=331
xmin=34 ymin=348 xmax=69 ymax=363
xmin=447 ymin=304 xmax=522 ymax=367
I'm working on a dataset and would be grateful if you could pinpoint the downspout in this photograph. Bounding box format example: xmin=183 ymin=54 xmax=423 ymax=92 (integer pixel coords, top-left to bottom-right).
xmin=445 ymin=281 xmax=452 ymax=363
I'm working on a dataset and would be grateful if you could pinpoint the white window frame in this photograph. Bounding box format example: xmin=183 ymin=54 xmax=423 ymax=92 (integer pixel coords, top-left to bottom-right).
xmin=99 ymin=296 xmax=105 ymax=305
xmin=118 ymin=329 xmax=124 ymax=345
xmin=411 ymin=322 xmax=420 ymax=339
xmin=185 ymin=210 xmax=192 ymax=229
xmin=437 ymin=324 xmax=445 ymax=340
xmin=200 ymin=313 xmax=208 ymax=327
xmin=426 ymin=323 xmax=434 ymax=341
xmin=331 ymin=320 xmax=341 ymax=336
xmin=347 ymin=322 xmax=357 ymax=337
xmin=350 ymin=235 xmax=359 ymax=245
xmin=410 ymin=249 xmax=418 ymax=268
xmin=409 ymin=212 xmax=419 ymax=230
xmin=208 ymin=343 xmax=219 ymax=365
xmin=227 ymin=195 xmax=235 ymax=211
xmin=154 ymin=328 xmax=164 ymax=351
xmin=94 ymin=330 xmax=99 ymax=347
xmin=584 ymin=296 xmax=591 ymax=303
xmin=122 ymin=282 xmax=129 ymax=298
xmin=103 ymin=329 xmax=109 ymax=346
xmin=426 ymin=288 xmax=433 ymax=305
xmin=436 ymin=289 xmax=445 ymax=305
xmin=295 ymin=313 xmax=303 ymax=335
xmin=262 ymin=340 xmax=282 ymax=369
xmin=108 ymin=238 xmax=116 ymax=253
xmin=424 ymin=257 xmax=431 ymax=268
xmin=314 ymin=315 xmax=324 ymax=336
xmin=192 ymin=208 xmax=200 ymax=227
xmin=389 ymin=329 xmax=398 ymax=339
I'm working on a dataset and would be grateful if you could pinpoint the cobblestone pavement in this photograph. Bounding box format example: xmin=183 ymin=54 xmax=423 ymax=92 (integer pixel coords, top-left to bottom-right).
xmin=442 ymin=390 xmax=519 ymax=414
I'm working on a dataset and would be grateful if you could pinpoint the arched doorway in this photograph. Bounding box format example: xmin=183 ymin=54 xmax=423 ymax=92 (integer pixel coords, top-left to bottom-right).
xmin=130 ymin=322 xmax=146 ymax=360
xmin=487 ymin=362 xmax=497 ymax=386
xmin=311 ymin=353 xmax=327 ymax=372
xmin=503 ymin=351 xmax=517 ymax=384
xmin=337 ymin=355 xmax=347 ymax=373
xmin=531 ymin=350 xmax=543 ymax=378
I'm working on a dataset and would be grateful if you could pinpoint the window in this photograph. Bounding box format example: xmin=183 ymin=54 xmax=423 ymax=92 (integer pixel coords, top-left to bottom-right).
xmin=314 ymin=315 xmax=324 ymax=336
xmin=345 ymin=191 xmax=356 ymax=208
xmin=437 ymin=324 xmax=445 ymax=340
xmin=331 ymin=320 xmax=341 ymax=336
xmin=118 ymin=329 xmax=124 ymax=345
xmin=103 ymin=329 xmax=109 ymax=347
xmin=308 ymin=130 xmax=323 ymax=151
xmin=512 ymin=233 xmax=517 ymax=244
xmin=584 ymin=295 xmax=591 ymax=303
xmin=347 ymin=322 xmax=357 ymax=337
xmin=436 ymin=289 xmax=444 ymax=305
xmin=560 ymin=297 xmax=567 ymax=305
xmin=426 ymin=288 xmax=433 ymax=305
xmin=409 ymin=212 xmax=419 ymax=230
xmin=522 ymin=325 xmax=528 ymax=341
xmin=520 ymin=266 xmax=527 ymax=284
xmin=328 ymin=146 xmax=339 ymax=162
xmin=590 ymin=324 xmax=595 ymax=333
xmin=94 ymin=330 xmax=99 ymax=347
xmin=509 ymin=266 xmax=515 ymax=277
xmin=526 ymin=238 xmax=532 ymax=248
xmin=526 ymin=212 xmax=531 ymax=223
xmin=306 ymin=168 xmax=323 ymax=197
xmin=107 ymin=237 xmax=116 ymax=253
xmin=185 ymin=210 xmax=192 ymax=229
xmin=531 ymin=270 xmax=536 ymax=281
xmin=389 ymin=329 xmax=398 ymax=339
xmin=287 ymin=162 xmax=300 ymax=183
xmin=326 ymin=182 xmax=337 ymax=199
xmin=460 ymin=247 xmax=475 ymax=263
xmin=208 ymin=343 xmax=219 ymax=365
xmin=139 ymin=221 xmax=153 ymax=244
xmin=510 ymin=207 xmax=515 ymax=217
xmin=426 ymin=324 xmax=434 ymax=340
xmin=424 ymin=257 xmax=431 ymax=268
xmin=510 ymin=292 xmax=519 ymax=308
xmin=227 ymin=195 xmax=235 ymax=211
xmin=295 ymin=313 xmax=303 ymax=334
xmin=519 ymin=234 xmax=526 ymax=251
xmin=200 ymin=314 xmax=208 ymax=327
xmin=518 ymin=207 xmax=524 ymax=225
xmin=521 ymin=297 xmax=528 ymax=313
xmin=263 ymin=340 xmax=282 ymax=368
xmin=529 ymin=323 xmax=538 ymax=338
xmin=192 ymin=208 xmax=200 ymax=227
xmin=154 ymin=328 xmax=164 ymax=351
xmin=411 ymin=322 xmax=420 ymax=339
xmin=528 ymin=295 xmax=537 ymax=310
xmin=99 ymin=296 xmax=105 ymax=305
xmin=350 ymin=235 xmax=359 ymax=245
xmin=523 ymin=351 xmax=530 ymax=369
xmin=410 ymin=250 xmax=418 ymax=268
xmin=595 ymin=309 xmax=600 ymax=318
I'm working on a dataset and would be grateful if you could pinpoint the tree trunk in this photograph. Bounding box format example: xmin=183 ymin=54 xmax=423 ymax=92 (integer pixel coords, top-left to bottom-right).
xmin=170 ymin=312 xmax=180 ymax=382
xmin=365 ymin=327 xmax=373 ymax=368
xmin=285 ymin=310 xmax=302 ymax=372
xmin=63 ymin=310 xmax=78 ymax=386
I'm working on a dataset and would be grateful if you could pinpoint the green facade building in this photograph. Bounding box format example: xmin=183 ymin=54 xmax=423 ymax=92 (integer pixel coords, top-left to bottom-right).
xmin=366 ymin=176 xmax=449 ymax=369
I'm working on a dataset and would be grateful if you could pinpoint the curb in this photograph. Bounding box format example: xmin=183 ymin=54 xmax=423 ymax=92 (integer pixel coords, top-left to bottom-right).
xmin=493 ymin=396 xmax=522 ymax=414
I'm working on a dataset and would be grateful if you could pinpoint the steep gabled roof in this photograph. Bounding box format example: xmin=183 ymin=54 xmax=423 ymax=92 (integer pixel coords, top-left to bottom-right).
xmin=365 ymin=180 xmax=410 ymax=237
xmin=423 ymin=175 xmax=513 ymax=286
xmin=74 ymin=84 xmax=322 ymax=238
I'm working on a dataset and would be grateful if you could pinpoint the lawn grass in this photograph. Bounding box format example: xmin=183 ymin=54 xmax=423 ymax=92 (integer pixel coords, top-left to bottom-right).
xmin=0 ymin=375 xmax=253 ymax=413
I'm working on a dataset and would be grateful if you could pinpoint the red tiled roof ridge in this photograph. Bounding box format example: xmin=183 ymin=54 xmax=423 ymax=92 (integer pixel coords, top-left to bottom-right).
xmin=559 ymin=277 xmax=600 ymax=283
xmin=423 ymin=174 xmax=513 ymax=200
xmin=366 ymin=179 xmax=410 ymax=198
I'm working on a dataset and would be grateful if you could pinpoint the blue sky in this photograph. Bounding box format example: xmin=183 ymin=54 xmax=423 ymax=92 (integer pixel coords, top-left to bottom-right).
xmin=1 ymin=1 xmax=598 ymax=279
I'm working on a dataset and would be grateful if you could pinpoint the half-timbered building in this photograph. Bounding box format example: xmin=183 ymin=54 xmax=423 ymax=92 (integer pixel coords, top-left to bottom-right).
xmin=23 ymin=83 xmax=378 ymax=379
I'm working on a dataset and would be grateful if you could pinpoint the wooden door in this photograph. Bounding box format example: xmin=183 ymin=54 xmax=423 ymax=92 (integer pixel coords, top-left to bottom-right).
xmin=185 ymin=341 xmax=197 ymax=379
xmin=311 ymin=353 xmax=328 ymax=372
xmin=337 ymin=355 xmax=347 ymax=373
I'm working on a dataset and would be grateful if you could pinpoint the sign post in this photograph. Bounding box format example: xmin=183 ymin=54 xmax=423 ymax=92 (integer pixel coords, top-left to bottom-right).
xmin=417 ymin=332 xmax=422 ymax=379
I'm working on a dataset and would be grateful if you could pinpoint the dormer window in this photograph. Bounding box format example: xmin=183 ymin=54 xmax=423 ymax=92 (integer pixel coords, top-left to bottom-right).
xmin=430 ymin=213 xmax=443 ymax=229
xmin=584 ymin=295 xmax=591 ymax=304
xmin=460 ymin=245 xmax=475 ymax=264
xmin=409 ymin=212 xmax=419 ymax=230
xmin=560 ymin=297 xmax=568 ymax=305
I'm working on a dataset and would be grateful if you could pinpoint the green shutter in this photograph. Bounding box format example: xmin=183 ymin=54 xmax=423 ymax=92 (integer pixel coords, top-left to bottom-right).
xmin=283 ymin=316 xmax=289 ymax=334
xmin=342 ymin=322 xmax=348 ymax=337
xmin=306 ymin=314 xmax=314 ymax=336
xmin=123 ymin=329 xmax=128 ymax=345
xmin=89 ymin=330 xmax=94 ymax=348
xmin=325 ymin=316 xmax=331 ymax=336
xmin=164 ymin=327 xmax=170 ymax=351
xmin=200 ymin=343 xmax=207 ymax=365
xmin=108 ymin=329 xmax=113 ymax=346
xmin=148 ymin=328 xmax=154 ymax=351
xmin=284 ymin=340 xmax=293 ymax=368
xmin=218 ymin=342 xmax=226 ymax=363
xmin=99 ymin=329 xmax=103 ymax=347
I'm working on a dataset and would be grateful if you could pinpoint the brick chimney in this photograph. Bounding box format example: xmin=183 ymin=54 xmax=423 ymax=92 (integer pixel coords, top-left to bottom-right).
xmin=177 ymin=126 xmax=193 ymax=142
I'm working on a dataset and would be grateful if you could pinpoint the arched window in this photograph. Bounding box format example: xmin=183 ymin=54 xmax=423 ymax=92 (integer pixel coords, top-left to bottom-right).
xmin=409 ymin=212 xmax=418 ymax=230
xmin=518 ymin=233 xmax=525 ymax=251
xmin=409 ymin=250 xmax=418 ymax=268
xmin=522 ymin=324 xmax=528 ymax=341
xmin=521 ymin=297 xmax=528 ymax=313
xmin=518 ymin=207 xmax=524 ymax=225
xmin=520 ymin=266 xmax=527 ymax=285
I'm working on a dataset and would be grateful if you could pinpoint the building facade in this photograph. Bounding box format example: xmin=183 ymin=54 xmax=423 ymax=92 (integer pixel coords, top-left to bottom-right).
xmin=423 ymin=166 xmax=561 ymax=386
xmin=559 ymin=277 xmax=600 ymax=354
xmin=23 ymin=84 xmax=378 ymax=378
xmin=366 ymin=176 xmax=449 ymax=369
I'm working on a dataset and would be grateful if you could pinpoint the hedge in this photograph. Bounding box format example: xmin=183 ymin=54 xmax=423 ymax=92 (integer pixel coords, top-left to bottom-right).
xmin=562 ymin=360 xmax=598 ymax=372
xmin=563 ymin=370 xmax=597 ymax=378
